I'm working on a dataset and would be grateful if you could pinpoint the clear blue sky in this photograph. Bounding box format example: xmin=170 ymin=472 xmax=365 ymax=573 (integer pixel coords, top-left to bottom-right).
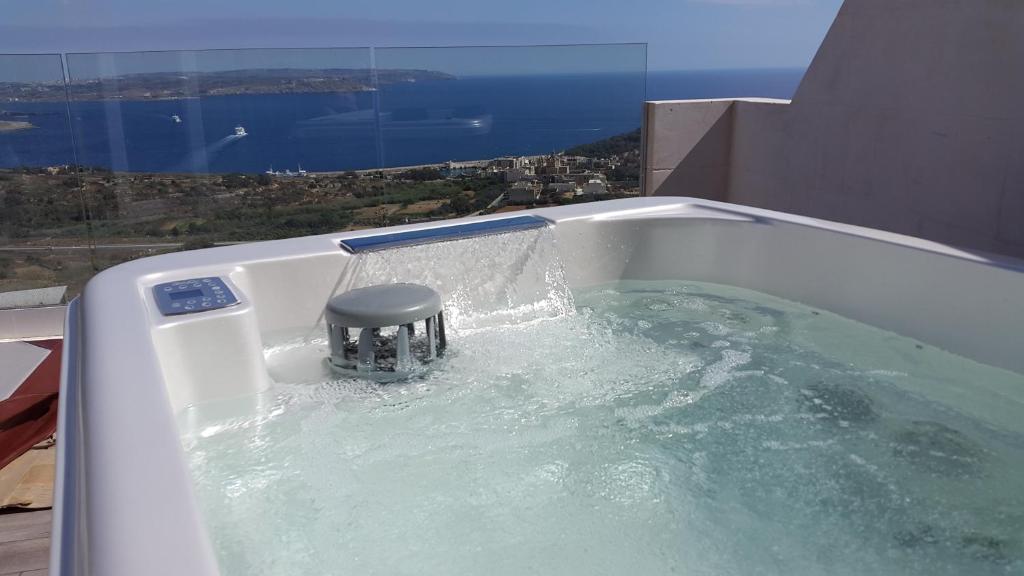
xmin=0 ymin=0 xmax=843 ymax=78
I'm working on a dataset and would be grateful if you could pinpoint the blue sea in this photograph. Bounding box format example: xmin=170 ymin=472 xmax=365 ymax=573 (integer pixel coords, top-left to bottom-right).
xmin=0 ymin=69 xmax=803 ymax=173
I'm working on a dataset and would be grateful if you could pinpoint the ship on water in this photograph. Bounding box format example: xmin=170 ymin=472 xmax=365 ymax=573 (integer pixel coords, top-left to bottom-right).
xmin=171 ymin=115 xmax=181 ymax=123
xmin=234 ymin=126 xmax=247 ymax=137
xmin=265 ymin=164 xmax=307 ymax=177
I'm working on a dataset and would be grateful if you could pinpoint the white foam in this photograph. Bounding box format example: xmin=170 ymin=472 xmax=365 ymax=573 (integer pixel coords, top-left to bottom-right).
xmin=182 ymin=279 xmax=1024 ymax=576
xmin=345 ymin=227 xmax=575 ymax=331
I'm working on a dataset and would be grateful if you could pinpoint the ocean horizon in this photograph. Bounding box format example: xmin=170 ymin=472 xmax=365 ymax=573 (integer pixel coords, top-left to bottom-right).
xmin=0 ymin=68 xmax=804 ymax=174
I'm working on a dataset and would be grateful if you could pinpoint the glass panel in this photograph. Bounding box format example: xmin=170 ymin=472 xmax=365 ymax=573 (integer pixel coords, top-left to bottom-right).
xmin=0 ymin=54 xmax=92 ymax=294
xmin=374 ymin=44 xmax=646 ymax=167
xmin=373 ymin=44 xmax=647 ymax=215
xmin=6 ymin=44 xmax=649 ymax=293
xmin=0 ymin=54 xmax=74 ymax=168
xmin=63 ymin=48 xmax=378 ymax=252
xmin=65 ymin=48 xmax=377 ymax=173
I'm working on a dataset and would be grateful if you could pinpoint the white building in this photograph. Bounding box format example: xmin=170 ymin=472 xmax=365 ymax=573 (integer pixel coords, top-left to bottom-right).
xmin=581 ymin=179 xmax=607 ymax=196
xmin=547 ymin=182 xmax=578 ymax=194
xmin=492 ymin=156 xmax=528 ymax=170
xmin=509 ymin=181 xmax=540 ymax=204
xmin=564 ymin=156 xmax=592 ymax=170
xmin=504 ymin=166 xmax=534 ymax=183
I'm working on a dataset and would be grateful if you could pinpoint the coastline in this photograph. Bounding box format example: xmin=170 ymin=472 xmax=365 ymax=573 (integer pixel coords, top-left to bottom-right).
xmin=0 ymin=120 xmax=33 ymax=132
xmin=3 ymin=85 xmax=383 ymax=104
xmin=0 ymin=68 xmax=453 ymax=103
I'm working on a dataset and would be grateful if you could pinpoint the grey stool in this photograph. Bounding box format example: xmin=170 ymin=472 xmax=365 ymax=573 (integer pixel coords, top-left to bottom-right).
xmin=325 ymin=283 xmax=446 ymax=375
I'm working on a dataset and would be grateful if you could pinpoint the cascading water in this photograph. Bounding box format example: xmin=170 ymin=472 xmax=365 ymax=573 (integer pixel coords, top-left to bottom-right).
xmin=320 ymin=226 xmax=571 ymax=380
xmin=342 ymin=226 xmax=576 ymax=331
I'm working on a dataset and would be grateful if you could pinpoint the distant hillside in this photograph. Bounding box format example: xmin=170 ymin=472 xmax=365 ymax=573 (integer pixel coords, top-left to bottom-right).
xmin=565 ymin=128 xmax=641 ymax=158
xmin=0 ymin=68 xmax=455 ymax=102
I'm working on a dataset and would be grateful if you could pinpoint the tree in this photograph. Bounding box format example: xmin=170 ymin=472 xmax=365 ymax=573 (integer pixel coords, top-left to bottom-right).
xmin=448 ymin=194 xmax=472 ymax=215
xmin=403 ymin=167 xmax=443 ymax=182
xmin=221 ymin=173 xmax=248 ymax=189
xmin=564 ymin=128 xmax=641 ymax=158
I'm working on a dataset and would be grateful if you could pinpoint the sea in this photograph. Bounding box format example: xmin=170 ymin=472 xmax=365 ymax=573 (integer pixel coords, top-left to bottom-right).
xmin=0 ymin=69 xmax=804 ymax=174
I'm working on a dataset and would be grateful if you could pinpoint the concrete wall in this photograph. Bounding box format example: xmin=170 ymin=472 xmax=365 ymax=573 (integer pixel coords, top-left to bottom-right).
xmin=643 ymin=99 xmax=735 ymax=200
xmin=645 ymin=0 xmax=1024 ymax=259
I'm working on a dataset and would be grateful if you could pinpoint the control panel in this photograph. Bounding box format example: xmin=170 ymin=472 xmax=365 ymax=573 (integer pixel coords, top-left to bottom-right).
xmin=153 ymin=276 xmax=240 ymax=316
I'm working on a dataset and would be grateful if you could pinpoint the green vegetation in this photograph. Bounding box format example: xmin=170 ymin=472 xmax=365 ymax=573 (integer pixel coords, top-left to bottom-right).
xmin=0 ymin=129 xmax=642 ymax=294
xmin=0 ymin=166 xmax=511 ymax=292
xmin=0 ymin=169 xmax=509 ymax=243
xmin=0 ymin=181 xmax=89 ymax=238
xmin=564 ymin=128 xmax=642 ymax=182
xmin=565 ymin=128 xmax=641 ymax=158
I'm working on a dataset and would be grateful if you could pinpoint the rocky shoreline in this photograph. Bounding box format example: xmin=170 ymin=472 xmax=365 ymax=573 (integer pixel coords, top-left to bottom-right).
xmin=0 ymin=120 xmax=33 ymax=132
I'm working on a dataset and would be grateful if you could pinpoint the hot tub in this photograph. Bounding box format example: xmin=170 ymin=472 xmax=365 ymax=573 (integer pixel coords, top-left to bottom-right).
xmin=54 ymin=198 xmax=1024 ymax=575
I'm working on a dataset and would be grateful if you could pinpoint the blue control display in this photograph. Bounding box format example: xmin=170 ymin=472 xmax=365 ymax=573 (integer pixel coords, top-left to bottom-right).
xmin=169 ymin=289 xmax=204 ymax=301
xmin=153 ymin=277 xmax=239 ymax=316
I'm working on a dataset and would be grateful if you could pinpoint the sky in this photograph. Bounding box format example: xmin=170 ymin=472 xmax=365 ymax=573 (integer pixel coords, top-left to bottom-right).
xmin=0 ymin=0 xmax=844 ymax=80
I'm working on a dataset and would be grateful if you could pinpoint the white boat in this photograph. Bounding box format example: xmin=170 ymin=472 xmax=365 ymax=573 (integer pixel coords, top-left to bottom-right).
xmin=171 ymin=115 xmax=181 ymax=124
xmin=234 ymin=126 xmax=247 ymax=137
xmin=274 ymin=166 xmax=308 ymax=177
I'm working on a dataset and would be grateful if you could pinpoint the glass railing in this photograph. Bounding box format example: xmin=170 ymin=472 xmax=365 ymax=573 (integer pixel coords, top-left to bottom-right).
xmin=0 ymin=54 xmax=93 ymax=295
xmin=64 ymin=48 xmax=377 ymax=174
xmin=374 ymin=45 xmax=646 ymax=167
xmin=1 ymin=44 xmax=647 ymax=294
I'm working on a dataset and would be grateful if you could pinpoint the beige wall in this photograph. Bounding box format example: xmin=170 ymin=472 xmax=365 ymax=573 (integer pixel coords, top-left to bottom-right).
xmin=645 ymin=0 xmax=1024 ymax=259
xmin=643 ymin=99 xmax=735 ymax=200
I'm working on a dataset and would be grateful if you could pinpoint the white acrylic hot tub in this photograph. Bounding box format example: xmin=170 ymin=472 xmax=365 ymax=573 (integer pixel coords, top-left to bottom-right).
xmin=54 ymin=197 xmax=1024 ymax=576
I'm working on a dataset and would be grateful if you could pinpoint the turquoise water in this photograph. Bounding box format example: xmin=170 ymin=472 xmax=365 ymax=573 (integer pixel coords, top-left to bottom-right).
xmin=181 ymin=280 xmax=1024 ymax=575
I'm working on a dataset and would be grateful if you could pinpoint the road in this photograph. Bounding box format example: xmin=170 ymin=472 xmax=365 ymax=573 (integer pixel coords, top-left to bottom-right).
xmin=0 ymin=243 xmax=181 ymax=252
xmin=0 ymin=241 xmax=244 ymax=252
xmin=468 ymin=192 xmax=506 ymax=217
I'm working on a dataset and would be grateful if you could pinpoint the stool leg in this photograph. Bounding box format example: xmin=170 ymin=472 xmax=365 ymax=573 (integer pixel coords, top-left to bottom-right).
xmin=358 ymin=327 xmax=375 ymax=368
xmin=397 ymin=324 xmax=411 ymax=368
xmin=327 ymin=324 xmax=340 ymax=358
xmin=426 ymin=317 xmax=437 ymax=360
xmin=436 ymin=311 xmax=447 ymax=353
xmin=340 ymin=327 xmax=351 ymax=362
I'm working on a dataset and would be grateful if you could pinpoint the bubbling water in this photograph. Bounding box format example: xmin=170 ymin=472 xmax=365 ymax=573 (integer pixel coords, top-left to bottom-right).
xmin=182 ymin=259 xmax=1024 ymax=576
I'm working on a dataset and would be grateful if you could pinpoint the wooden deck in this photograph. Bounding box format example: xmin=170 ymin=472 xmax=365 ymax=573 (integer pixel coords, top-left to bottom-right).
xmin=0 ymin=509 xmax=49 ymax=576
